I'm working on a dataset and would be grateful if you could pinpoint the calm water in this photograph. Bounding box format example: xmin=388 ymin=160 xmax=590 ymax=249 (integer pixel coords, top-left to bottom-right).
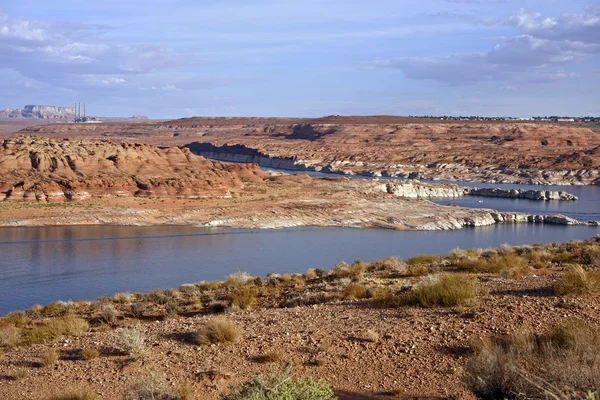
xmin=262 ymin=168 xmax=600 ymax=221
xmin=0 ymin=224 xmax=599 ymax=314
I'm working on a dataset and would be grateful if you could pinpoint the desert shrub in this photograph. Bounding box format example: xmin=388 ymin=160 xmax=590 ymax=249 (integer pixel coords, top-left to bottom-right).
xmin=467 ymin=318 xmax=600 ymax=399
xmin=0 ymin=312 xmax=29 ymax=328
xmin=580 ymin=246 xmax=600 ymax=265
xmin=229 ymin=284 xmax=259 ymax=310
xmin=41 ymin=349 xmax=60 ymax=368
xmin=197 ymin=281 xmax=224 ymax=292
xmin=554 ymin=265 xmax=600 ymax=296
xmin=130 ymin=302 xmax=147 ymax=319
xmin=100 ymin=305 xmax=117 ymax=324
xmin=179 ymin=283 xmax=198 ymax=296
xmin=115 ymin=327 xmax=145 ymax=355
xmin=113 ymin=292 xmax=134 ymax=304
xmin=0 ymin=326 xmax=21 ymax=348
xmin=40 ymin=302 xmax=68 ymax=316
xmin=81 ymin=347 xmax=99 ymax=360
xmin=225 ymin=271 xmax=254 ymax=287
xmin=222 ymin=365 xmax=336 ymax=400
xmin=369 ymin=256 xmax=401 ymax=272
xmin=25 ymin=315 xmax=89 ymax=344
xmin=405 ymin=254 xmax=438 ymax=265
xmin=130 ymin=370 xmax=179 ymax=400
xmin=149 ymin=289 xmax=168 ymax=305
xmin=303 ymin=269 xmax=318 ymax=280
xmin=370 ymin=287 xmax=400 ymax=308
xmin=406 ymin=264 xmax=428 ymax=277
xmin=552 ymin=251 xmax=577 ymax=265
xmin=192 ymin=317 xmax=239 ymax=345
xmin=164 ymin=301 xmax=179 ymax=317
xmin=333 ymin=261 xmax=366 ymax=282
xmin=342 ymin=283 xmax=368 ymax=299
xmin=47 ymin=389 xmax=99 ymax=400
xmin=403 ymin=274 xmax=477 ymax=307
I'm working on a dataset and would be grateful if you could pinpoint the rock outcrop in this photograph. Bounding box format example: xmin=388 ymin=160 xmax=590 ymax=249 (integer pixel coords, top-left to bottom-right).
xmin=0 ymin=137 xmax=265 ymax=201
xmin=385 ymin=181 xmax=464 ymax=198
xmin=466 ymin=187 xmax=578 ymax=201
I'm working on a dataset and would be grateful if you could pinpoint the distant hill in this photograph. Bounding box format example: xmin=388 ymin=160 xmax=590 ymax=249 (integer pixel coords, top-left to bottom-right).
xmin=0 ymin=105 xmax=75 ymax=119
xmin=0 ymin=105 xmax=148 ymax=121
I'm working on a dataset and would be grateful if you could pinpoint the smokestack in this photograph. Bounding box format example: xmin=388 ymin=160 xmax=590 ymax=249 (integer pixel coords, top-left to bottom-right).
xmin=84 ymin=103 xmax=86 ymax=119
xmin=74 ymin=102 xmax=77 ymax=119
xmin=78 ymin=103 xmax=81 ymax=119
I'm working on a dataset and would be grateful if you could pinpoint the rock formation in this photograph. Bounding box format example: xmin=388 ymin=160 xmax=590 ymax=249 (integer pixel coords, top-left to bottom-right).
xmin=0 ymin=105 xmax=75 ymax=119
xmin=0 ymin=137 xmax=265 ymax=201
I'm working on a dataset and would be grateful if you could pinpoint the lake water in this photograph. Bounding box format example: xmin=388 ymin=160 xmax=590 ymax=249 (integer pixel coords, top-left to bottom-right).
xmin=261 ymin=168 xmax=600 ymax=221
xmin=0 ymin=224 xmax=598 ymax=314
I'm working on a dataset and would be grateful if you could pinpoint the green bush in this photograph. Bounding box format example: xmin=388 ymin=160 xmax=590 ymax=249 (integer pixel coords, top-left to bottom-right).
xmin=223 ymin=365 xmax=336 ymax=400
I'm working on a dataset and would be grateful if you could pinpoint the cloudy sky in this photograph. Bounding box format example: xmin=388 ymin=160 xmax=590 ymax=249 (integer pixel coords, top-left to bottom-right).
xmin=1 ymin=0 xmax=599 ymax=118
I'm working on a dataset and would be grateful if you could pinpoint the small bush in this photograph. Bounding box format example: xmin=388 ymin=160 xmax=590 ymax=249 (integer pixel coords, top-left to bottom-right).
xmin=343 ymin=283 xmax=368 ymax=299
xmin=100 ymin=305 xmax=117 ymax=324
xmin=0 ymin=312 xmax=29 ymax=328
xmin=0 ymin=326 xmax=21 ymax=348
xmin=149 ymin=289 xmax=168 ymax=305
xmin=229 ymin=284 xmax=259 ymax=310
xmin=40 ymin=302 xmax=68 ymax=316
xmin=81 ymin=347 xmax=99 ymax=360
xmin=41 ymin=349 xmax=60 ymax=368
xmin=193 ymin=317 xmax=239 ymax=345
xmin=406 ymin=264 xmax=428 ymax=277
xmin=130 ymin=370 xmax=178 ymax=400
xmin=405 ymin=254 xmax=438 ymax=265
xmin=112 ymin=292 xmax=133 ymax=304
xmin=179 ymin=283 xmax=198 ymax=296
xmin=225 ymin=271 xmax=254 ymax=287
xmin=222 ymin=365 xmax=336 ymax=400
xmin=24 ymin=315 xmax=89 ymax=344
xmin=369 ymin=256 xmax=401 ymax=272
xmin=115 ymin=327 xmax=145 ymax=355
xmin=403 ymin=274 xmax=477 ymax=307
xmin=164 ymin=301 xmax=179 ymax=318
xmin=554 ymin=265 xmax=600 ymax=296
xmin=370 ymin=287 xmax=400 ymax=308
xmin=130 ymin=302 xmax=147 ymax=319
xmin=47 ymin=389 xmax=99 ymax=400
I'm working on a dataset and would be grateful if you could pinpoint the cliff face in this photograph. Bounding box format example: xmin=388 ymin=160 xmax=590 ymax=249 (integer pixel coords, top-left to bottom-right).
xmin=0 ymin=105 xmax=75 ymax=119
xmin=0 ymin=137 xmax=265 ymax=201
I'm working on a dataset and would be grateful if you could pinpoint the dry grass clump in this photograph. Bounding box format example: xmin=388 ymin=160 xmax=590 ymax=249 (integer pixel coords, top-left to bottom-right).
xmin=223 ymin=365 xmax=336 ymax=400
xmin=164 ymin=300 xmax=179 ymax=318
xmin=370 ymin=287 xmax=401 ymax=308
xmin=192 ymin=317 xmax=239 ymax=345
xmin=333 ymin=261 xmax=366 ymax=282
xmin=81 ymin=347 xmax=99 ymax=360
xmin=228 ymin=284 xmax=259 ymax=310
xmin=554 ymin=265 xmax=600 ymax=296
xmin=0 ymin=312 xmax=30 ymax=328
xmin=112 ymin=292 xmax=134 ymax=304
xmin=455 ymin=252 xmax=527 ymax=274
xmin=467 ymin=318 xmax=600 ymax=399
xmin=343 ymin=283 xmax=369 ymax=299
xmin=303 ymin=268 xmax=318 ymax=280
xmin=369 ymin=256 xmax=401 ymax=272
xmin=406 ymin=264 xmax=429 ymax=277
xmin=405 ymin=254 xmax=439 ymax=266
xmin=403 ymin=274 xmax=477 ymax=307
xmin=114 ymin=327 xmax=145 ymax=355
xmin=47 ymin=389 xmax=99 ymax=400
xmin=24 ymin=315 xmax=89 ymax=345
xmin=41 ymin=349 xmax=60 ymax=368
xmin=100 ymin=305 xmax=117 ymax=324
xmin=130 ymin=370 xmax=178 ymax=400
xmin=225 ymin=271 xmax=254 ymax=287
xmin=40 ymin=302 xmax=68 ymax=316
xmin=179 ymin=283 xmax=198 ymax=296
xmin=0 ymin=326 xmax=21 ymax=348
xmin=130 ymin=302 xmax=147 ymax=318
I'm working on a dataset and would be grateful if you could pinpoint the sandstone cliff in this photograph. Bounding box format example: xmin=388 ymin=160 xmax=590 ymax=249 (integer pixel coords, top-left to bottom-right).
xmin=0 ymin=105 xmax=75 ymax=119
xmin=0 ymin=137 xmax=265 ymax=201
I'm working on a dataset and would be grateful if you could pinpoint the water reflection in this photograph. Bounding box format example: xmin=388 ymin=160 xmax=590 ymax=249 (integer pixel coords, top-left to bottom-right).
xmin=0 ymin=224 xmax=598 ymax=314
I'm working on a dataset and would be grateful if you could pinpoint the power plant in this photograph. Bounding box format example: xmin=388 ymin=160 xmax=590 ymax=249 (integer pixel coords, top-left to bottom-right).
xmin=73 ymin=102 xmax=102 ymax=123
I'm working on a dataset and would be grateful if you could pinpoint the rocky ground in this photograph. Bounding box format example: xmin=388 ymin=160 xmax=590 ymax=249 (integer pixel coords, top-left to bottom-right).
xmin=1 ymin=239 xmax=600 ymax=400
xmin=12 ymin=117 xmax=600 ymax=185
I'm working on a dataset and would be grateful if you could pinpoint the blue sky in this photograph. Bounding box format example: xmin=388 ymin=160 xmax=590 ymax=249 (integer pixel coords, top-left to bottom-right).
xmin=0 ymin=0 xmax=599 ymax=118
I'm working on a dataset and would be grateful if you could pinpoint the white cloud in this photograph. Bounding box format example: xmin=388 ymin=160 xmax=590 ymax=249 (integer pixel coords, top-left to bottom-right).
xmin=373 ymin=7 xmax=600 ymax=84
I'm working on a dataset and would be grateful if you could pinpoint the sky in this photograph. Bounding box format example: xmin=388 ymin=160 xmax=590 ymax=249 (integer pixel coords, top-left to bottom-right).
xmin=0 ymin=0 xmax=599 ymax=118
